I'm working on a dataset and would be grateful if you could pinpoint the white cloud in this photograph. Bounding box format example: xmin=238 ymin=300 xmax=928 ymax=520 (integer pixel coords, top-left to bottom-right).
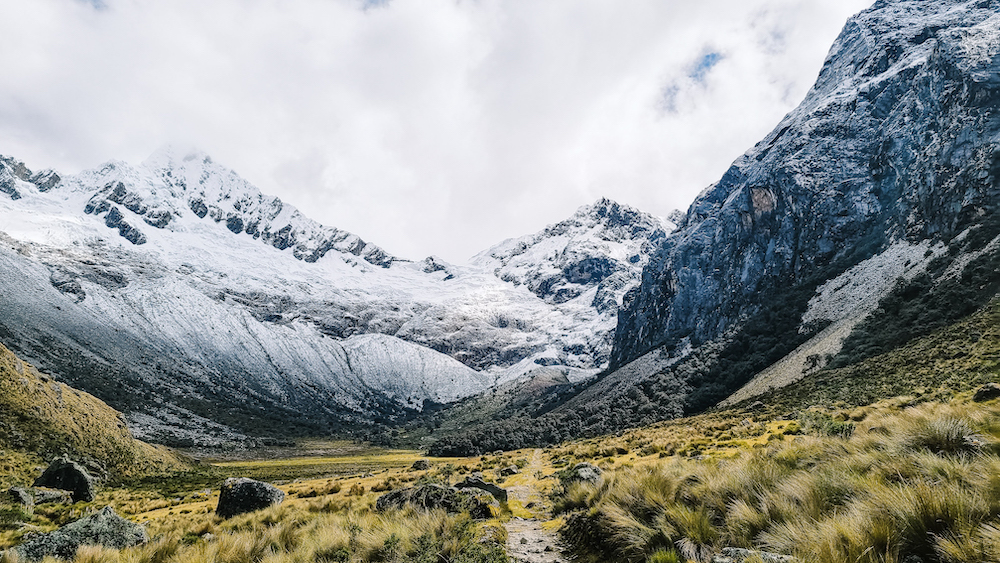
xmin=0 ymin=0 xmax=872 ymax=262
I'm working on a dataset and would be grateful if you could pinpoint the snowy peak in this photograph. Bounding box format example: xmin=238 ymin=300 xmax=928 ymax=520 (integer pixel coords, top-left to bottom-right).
xmin=0 ymin=155 xmax=62 ymax=200
xmin=71 ymin=147 xmax=397 ymax=266
xmin=476 ymin=198 xmax=672 ymax=310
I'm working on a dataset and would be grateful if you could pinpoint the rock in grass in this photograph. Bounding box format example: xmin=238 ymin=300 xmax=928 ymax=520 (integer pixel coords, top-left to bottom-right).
xmin=411 ymin=459 xmax=431 ymax=470
xmin=375 ymin=484 xmax=494 ymax=519
xmin=216 ymin=478 xmax=285 ymax=519
xmin=560 ymin=462 xmax=602 ymax=485
xmin=15 ymin=506 xmax=147 ymax=561
xmin=33 ymin=457 xmax=95 ymax=503
xmin=973 ymin=383 xmax=1000 ymax=402
xmin=455 ymin=474 xmax=508 ymax=502
xmin=32 ymin=488 xmax=73 ymax=505
xmin=711 ymin=547 xmax=794 ymax=563
xmin=6 ymin=487 xmax=33 ymax=513
xmin=499 ymin=465 xmax=519 ymax=476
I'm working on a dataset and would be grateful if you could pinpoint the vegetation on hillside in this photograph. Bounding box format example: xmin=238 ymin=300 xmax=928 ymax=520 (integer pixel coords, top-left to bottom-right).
xmin=0 ymin=343 xmax=183 ymax=483
xmin=555 ymin=401 xmax=1000 ymax=563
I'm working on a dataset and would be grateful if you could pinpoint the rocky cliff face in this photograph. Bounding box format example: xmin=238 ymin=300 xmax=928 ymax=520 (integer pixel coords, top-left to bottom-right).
xmin=612 ymin=0 xmax=1000 ymax=375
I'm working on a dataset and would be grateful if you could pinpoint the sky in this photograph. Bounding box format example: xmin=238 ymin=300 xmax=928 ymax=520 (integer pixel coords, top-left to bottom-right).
xmin=0 ymin=0 xmax=873 ymax=263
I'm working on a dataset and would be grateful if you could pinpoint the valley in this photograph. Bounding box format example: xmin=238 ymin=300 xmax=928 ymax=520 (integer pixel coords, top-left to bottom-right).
xmin=3 ymin=0 xmax=1000 ymax=561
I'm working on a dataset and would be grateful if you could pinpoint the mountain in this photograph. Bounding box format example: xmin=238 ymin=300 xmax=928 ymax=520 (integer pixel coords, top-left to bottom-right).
xmin=610 ymin=0 xmax=1000 ymax=407
xmin=426 ymin=0 xmax=1000 ymax=454
xmin=0 ymin=147 xmax=670 ymax=446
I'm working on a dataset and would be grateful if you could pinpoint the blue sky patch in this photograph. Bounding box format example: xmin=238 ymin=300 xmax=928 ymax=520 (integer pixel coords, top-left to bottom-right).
xmin=690 ymin=52 xmax=723 ymax=82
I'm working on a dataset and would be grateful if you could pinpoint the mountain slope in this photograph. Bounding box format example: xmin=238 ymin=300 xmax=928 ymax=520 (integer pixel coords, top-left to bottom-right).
xmin=610 ymin=0 xmax=1000 ymax=407
xmin=0 ymin=149 xmax=669 ymax=445
xmin=0 ymin=342 xmax=182 ymax=484
xmin=427 ymin=0 xmax=1000 ymax=455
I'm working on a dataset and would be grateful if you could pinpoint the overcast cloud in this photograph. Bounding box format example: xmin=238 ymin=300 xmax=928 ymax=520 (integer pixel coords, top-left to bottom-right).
xmin=0 ymin=0 xmax=872 ymax=262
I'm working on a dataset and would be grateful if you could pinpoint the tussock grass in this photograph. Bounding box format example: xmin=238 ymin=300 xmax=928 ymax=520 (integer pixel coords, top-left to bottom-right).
xmin=558 ymin=401 xmax=1000 ymax=563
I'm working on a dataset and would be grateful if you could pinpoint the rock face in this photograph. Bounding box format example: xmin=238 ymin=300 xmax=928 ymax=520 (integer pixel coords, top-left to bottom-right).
xmin=14 ymin=506 xmax=147 ymax=561
xmin=216 ymin=478 xmax=285 ymax=519
xmin=455 ymin=474 xmax=508 ymax=503
xmin=33 ymin=458 xmax=95 ymax=503
xmin=375 ymin=484 xmax=494 ymax=519
xmin=610 ymin=0 xmax=1000 ymax=400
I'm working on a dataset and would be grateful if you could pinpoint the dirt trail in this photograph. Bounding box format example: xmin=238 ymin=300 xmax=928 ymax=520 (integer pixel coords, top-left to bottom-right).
xmin=504 ymin=449 xmax=568 ymax=563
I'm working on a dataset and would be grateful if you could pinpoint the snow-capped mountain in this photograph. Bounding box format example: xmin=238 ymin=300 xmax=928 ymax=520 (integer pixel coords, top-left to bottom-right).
xmin=0 ymin=147 xmax=670 ymax=445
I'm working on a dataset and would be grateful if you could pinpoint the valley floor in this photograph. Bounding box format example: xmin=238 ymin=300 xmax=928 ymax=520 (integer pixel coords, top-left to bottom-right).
xmin=6 ymin=387 xmax=1000 ymax=563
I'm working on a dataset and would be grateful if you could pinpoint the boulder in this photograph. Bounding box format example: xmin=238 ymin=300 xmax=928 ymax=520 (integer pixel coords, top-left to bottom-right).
xmin=33 ymin=457 xmax=95 ymax=503
xmin=711 ymin=547 xmax=794 ymax=563
xmin=499 ymin=465 xmax=519 ymax=476
xmin=411 ymin=459 xmax=431 ymax=471
xmin=973 ymin=383 xmax=1000 ymax=402
xmin=32 ymin=488 xmax=73 ymax=505
xmin=375 ymin=484 xmax=494 ymax=519
xmin=15 ymin=506 xmax=147 ymax=561
xmin=7 ymin=487 xmax=33 ymax=513
xmin=216 ymin=478 xmax=285 ymax=519
xmin=560 ymin=462 xmax=602 ymax=485
xmin=455 ymin=474 xmax=508 ymax=502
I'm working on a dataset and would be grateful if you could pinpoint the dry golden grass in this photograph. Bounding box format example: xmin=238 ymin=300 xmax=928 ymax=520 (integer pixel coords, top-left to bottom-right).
xmin=555 ymin=400 xmax=1000 ymax=563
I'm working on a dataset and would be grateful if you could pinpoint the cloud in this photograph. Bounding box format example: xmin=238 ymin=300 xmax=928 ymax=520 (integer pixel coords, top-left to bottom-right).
xmin=0 ymin=0 xmax=873 ymax=262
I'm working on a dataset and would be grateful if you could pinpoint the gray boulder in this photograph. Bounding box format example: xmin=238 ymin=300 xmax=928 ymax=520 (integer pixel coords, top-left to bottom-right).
xmin=455 ymin=474 xmax=508 ymax=503
xmin=216 ymin=478 xmax=285 ymax=519
xmin=15 ymin=506 xmax=147 ymax=561
xmin=560 ymin=462 xmax=602 ymax=485
xmin=712 ymin=547 xmax=794 ymax=563
xmin=499 ymin=465 xmax=519 ymax=476
xmin=411 ymin=459 xmax=431 ymax=471
xmin=7 ymin=487 xmax=33 ymax=513
xmin=375 ymin=484 xmax=494 ymax=519
xmin=973 ymin=383 xmax=1000 ymax=402
xmin=32 ymin=488 xmax=73 ymax=505
xmin=33 ymin=457 xmax=95 ymax=503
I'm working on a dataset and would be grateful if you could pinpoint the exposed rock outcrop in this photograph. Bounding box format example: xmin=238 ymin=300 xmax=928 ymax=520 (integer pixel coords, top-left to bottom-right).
xmin=14 ymin=506 xmax=147 ymax=561
xmin=375 ymin=484 xmax=495 ymax=519
xmin=33 ymin=457 xmax=95 ymax=503
xmin=215 ymin=477 xmax=285 ymax=518
xmin=455 ymin=474 xmax=508 ymax=503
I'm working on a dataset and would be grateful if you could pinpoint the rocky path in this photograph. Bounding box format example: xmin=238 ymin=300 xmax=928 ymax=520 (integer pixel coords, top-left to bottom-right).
xmin=504 ymin=449 xmax=568 ymax=563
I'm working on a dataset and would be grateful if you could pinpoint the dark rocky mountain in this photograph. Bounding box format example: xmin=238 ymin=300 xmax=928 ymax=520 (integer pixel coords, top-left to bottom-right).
xmin=611 ymin=0 xmax=1000 ymax=401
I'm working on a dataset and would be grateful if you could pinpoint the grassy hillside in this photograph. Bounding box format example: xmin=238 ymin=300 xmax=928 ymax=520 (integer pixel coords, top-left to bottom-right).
xmin=747 ymin=296 xmax=1000 ymax=413
xmin=0 ymin=343 xmax=184 ymax=485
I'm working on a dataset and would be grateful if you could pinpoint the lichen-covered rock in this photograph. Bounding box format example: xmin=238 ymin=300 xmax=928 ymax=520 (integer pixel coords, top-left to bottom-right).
xmin=34 ymin=457 xmax=95 ymax=503
xmin=215 ymin=478 xmax=284 ymax=519
xmin=375 ymin=484 xmax=494 ymax=519
xmin=455 ymin=474 xmax=508 ymax=503
xmin=32 ymin=488 xmax=73 ymax=505
xmin=411 ymin=459 xmax=430 ymax=471
xmin=560 ymin=463 xmax=602 ymax=486
xmin=14 ymin=506 xmax=147 ymax=561
xmin=712 ymin=547 xmax=794 ymax=563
